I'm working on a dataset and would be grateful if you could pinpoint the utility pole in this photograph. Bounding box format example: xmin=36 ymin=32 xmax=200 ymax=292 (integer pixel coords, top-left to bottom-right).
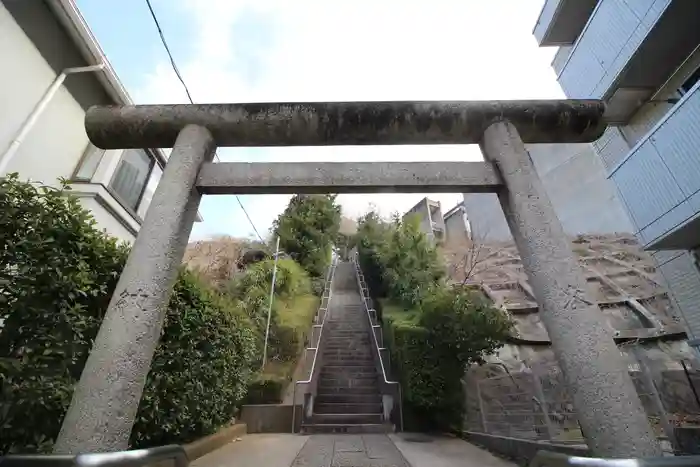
xmin=261 ymin=236 xmax=281 ymax=371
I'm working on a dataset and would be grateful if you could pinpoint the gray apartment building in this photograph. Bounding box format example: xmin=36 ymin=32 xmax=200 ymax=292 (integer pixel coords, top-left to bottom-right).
xmin=462 ymin=142 xmax=633 ymax=242
xmin=403 ymin=197 xmax=445 ymax=245
xmin=533 ymin=0 xmax=700 ymax=347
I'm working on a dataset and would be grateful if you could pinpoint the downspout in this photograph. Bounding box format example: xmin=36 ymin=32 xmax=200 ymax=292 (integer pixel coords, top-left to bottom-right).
xmin=0 ymin=63 xmax=105 ymax=174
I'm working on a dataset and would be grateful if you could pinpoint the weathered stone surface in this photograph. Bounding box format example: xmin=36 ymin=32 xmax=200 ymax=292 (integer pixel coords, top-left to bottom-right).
xmin=480 ymin=121 xmax=661 ymax=457
xmin=85 ymin=100 xmax=607 ymax=149
xmin=291 ymin=435 xmax=410 ymax=467
xmin=54 ymin=125 xmax=216 ymax=453
xmin=196 ymin=162 xmax=503 ymax=195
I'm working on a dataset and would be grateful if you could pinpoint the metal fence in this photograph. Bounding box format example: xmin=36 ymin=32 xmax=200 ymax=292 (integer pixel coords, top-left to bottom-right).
xmin=464 ymin=344 xmax=700 ymax=451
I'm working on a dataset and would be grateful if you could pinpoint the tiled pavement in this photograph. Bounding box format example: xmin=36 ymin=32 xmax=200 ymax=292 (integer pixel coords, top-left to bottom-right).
xmin=290 ymin=434 xmax=409 ymax=467
xmin=192 ymin=433 xmax=515 ymax=467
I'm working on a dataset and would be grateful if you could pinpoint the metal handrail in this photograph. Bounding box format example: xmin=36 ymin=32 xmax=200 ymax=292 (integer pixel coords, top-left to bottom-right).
xmin=530 ymin=451 xmax=700 ymax=467
xmin=290 ymin=257 xmax=337 ymax=432
xmin=0 ymin=445 xmax=188 ymax=467
xmin=352 ymin=253 xmax=404 ymax=432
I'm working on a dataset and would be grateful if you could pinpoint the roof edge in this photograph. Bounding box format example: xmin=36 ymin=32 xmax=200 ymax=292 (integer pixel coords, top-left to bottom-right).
xmin=45 ymin=0 xmax=168 ymax=167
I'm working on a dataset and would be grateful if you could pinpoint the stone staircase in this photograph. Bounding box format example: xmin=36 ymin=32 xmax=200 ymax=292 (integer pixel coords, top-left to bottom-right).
xmin=302 ymin=261 xmax=389 ymax=434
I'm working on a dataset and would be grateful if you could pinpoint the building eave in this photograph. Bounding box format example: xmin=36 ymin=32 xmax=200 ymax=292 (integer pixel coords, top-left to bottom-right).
xmin=44 ymin=0 xmax=168 ymax=168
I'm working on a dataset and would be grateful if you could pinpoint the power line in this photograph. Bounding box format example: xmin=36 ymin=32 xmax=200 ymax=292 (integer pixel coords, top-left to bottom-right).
xmin=144 ymin=0 xmax=193 ymax=104
xmin=144 ymin=0 xmax=266 ymax=244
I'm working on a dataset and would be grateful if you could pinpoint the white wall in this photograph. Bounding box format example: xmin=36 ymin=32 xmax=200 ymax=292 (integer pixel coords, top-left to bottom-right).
xmin=0 ymin=2 xmax=89 ymax=184
xmin=0 ymin=3 xmax=136 ymax=244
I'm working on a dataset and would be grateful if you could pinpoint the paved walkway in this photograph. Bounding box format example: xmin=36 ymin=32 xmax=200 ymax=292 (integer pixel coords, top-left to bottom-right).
xmin=191 ymin=433 xmax=515 ymax=467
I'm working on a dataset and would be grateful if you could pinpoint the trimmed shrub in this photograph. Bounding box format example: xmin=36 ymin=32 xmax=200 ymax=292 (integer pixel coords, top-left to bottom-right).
xmin=243 ymin=375 xmax=287 ymax=404
xmin=131 ymin=270 xmax=257 ymax=448
xmin=0 ymin=175 xmax=257 ymax=453
xmin=0 ymin=175 xmax=128 ymax=454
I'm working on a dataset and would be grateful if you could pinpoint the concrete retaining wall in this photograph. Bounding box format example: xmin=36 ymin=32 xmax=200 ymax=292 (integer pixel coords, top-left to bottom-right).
xmin=240 ymin=404 xmax=302 ymax=433
xmin=461 ymin=431 xmax=590 ymax=465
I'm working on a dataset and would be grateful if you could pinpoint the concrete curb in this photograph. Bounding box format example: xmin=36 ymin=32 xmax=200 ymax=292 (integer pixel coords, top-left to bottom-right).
xmin=185 ymin=423 xmax=247 ymax=461
xmin=149 ymin=423 xmax=247 ymax=467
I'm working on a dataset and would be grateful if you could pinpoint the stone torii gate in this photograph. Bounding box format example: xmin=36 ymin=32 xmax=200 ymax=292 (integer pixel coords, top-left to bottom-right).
xmin=54 ymin=101 xmax=662 ymax=458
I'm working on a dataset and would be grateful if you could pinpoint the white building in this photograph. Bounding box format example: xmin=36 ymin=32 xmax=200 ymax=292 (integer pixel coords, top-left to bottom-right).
xmin=403 ymin=197 xmax=445 ymax=245
xmin=0 ymin=0 xmax=193 ymax=244
xmin=533 ymin=0 xmax=700 ymax=348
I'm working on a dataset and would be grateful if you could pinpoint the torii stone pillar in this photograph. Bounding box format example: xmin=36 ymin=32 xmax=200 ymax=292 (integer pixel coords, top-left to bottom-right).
xmin=55 ymin=101 xmax=661 ymax=457
xmin=480 ymin=121 xmax=660 ymax=457
xmin=53 ymin=125 xmax=215 ymax=453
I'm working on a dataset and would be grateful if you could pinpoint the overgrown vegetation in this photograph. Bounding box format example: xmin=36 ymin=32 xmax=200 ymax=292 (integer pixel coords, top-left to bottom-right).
xmin=355 ymin=210 xmax=513 ymax=430
xmin=0 ymin=175 xmax=257 ymax=454
xmin=227 ymin=259 xmax=319 ymax=403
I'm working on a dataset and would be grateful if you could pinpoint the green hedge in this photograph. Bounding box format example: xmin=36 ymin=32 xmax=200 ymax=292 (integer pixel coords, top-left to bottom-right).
xmin=130 ymin=270 xmax=256 ymax=448
xmin=0 ymin=175 xmax=257 ymax=454
xmin=243 ymin=375 xmax=287 ymax=405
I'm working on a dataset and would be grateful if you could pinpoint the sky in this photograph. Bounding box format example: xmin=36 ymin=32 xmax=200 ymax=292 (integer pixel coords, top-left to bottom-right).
xmin=75 ymin=0 xmax=564 ymax=242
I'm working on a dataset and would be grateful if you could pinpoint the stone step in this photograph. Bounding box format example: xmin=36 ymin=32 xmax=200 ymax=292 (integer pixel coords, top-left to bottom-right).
xmin=301 ymin=423 xmax=391 ymax=434
xmin=324 ymin=337 xmax=370 ymax=342
xmin=311 ymin=413 xmax=383 ymax=425
xmin=323 ymin=347 xmax=373 ymax=352
xmin=324 ymin=343 xmax=368 ymax=347
xmin=315 ymin=393 xmax=382 ymax=404
xmin=321 ymin=372 xmax=378 ymax=380
xmin=318 ymin=381 xmax=380 ymax=391
xmin=322 ymin=354 xmax=373 ymax=360
xmin=314 ymin=402 xmax=383 ymax=414
xmin=321 ymin=365 xmax=376 ymax=372
xmin=318 ymin=376 xmax=378 ymax=385
xmin=317 ymin=386 xmax=378 ymax=395
xmin=320 ymin=361 xmax=375 ymax=367
xmin=320 ymin=375 xmax=377 ymax=381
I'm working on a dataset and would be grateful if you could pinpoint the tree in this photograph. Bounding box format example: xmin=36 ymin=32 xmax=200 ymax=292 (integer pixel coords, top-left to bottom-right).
xmin=355 ymin=211 xmax=445 ymax=308
xmin=272 ymin=195 xmax=341 ymax=278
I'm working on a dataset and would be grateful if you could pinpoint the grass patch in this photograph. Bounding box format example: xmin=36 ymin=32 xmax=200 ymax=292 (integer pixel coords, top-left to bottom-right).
xmin=381 ymin=299 xmax=420 ymax=327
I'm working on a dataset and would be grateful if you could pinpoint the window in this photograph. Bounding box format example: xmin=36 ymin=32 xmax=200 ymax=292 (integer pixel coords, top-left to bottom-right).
xmin=73 ymin=144 xmax=106 ymax=180
xmin=679 ymin=66 xmax=700 ymax=96
xmin=136 ymin=163 xmax=163 ymax=219
xmin=109 ymin=149 xmax=154 ymax=212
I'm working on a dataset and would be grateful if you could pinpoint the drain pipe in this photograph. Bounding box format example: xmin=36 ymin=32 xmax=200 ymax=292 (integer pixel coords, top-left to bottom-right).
xmin=0 ymin=63 xmax=106 ymax=174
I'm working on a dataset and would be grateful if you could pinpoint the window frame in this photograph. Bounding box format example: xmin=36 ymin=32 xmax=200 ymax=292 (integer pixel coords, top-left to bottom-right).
xmin=71 ymin=143 xmax=106 ymax=181
xmin=678 ymin=65 xmax=700 ymax=96
xmin=72 ymin=143 xmax=164 ymax=222
xmin=107 ymin=148 xmax=160 ymax=219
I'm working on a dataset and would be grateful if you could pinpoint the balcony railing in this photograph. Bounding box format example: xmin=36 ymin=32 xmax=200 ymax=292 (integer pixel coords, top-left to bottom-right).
xmin=533 ymin=0 xmax=598 ymax=47
xmin=608 ymin=80 xmax=700 ymax=249
xmin=556 ymin=0 xmax=700 ymax=123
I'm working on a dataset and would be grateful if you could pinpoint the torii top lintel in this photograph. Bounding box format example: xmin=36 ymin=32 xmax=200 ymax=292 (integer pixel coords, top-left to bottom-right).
xmin=85 ymin=100 xmax=607 ymax=149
